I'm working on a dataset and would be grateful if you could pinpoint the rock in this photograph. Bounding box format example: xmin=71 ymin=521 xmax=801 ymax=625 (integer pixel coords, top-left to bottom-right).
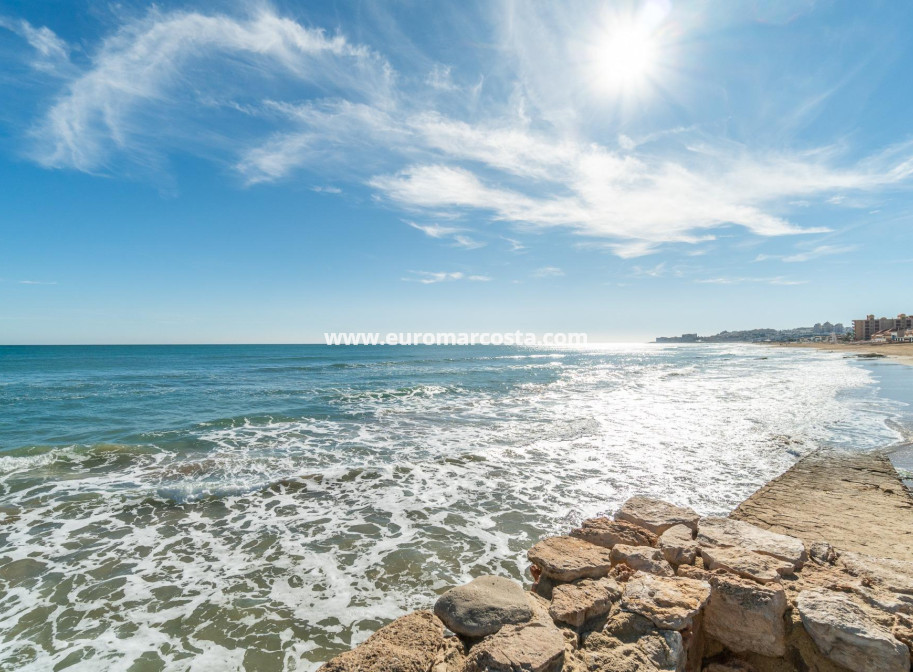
xmin=703 ymin=573 xmax=787 ymax=658
xmin=621 ymin=571 xmax=711 ymax=631
xmin=809 ymin=541 xmax=839 ymax=566
xmin=797 ymin=589 xmax=908 ymax=672
xmin=892 ymin=612 xmax=913 ymax=663
xmin=582 ymin=612 xmax=685 ymax=671
xmin=570 ymin=517 xmax=658 ymax=548
xmin=611 ymin=544 xmax=675 ymax=577
xmin=659 ymin=524 xmax=698 ymax=566
xmin=549 ymin=577 xmax=621 ymax=628
xmin=433 ymin=575 xmax=532 ymax=637
xmin=697 ymin=517 xmax=806 ymax=570
xmin=839 ymin=551 xmax=913 ymax=596
xmin=616 ymin=496 xmax=700 ymax=535
xmin=462 ymin=621 xmax=565 ymax=672
xmin=432 ymin=636 xmax=466 ymax=672
xmin=700 ymin=547 xmax=793 ymax=584
xmin=527 ymin=536 xmax=614 ymax=582
xmin=675 ymin=564 xmax=710 ymax=581
xmin=702 ymin=662 xmax=755 ymax=672
xmin=319 ymin=610 xmax=445 ymax=672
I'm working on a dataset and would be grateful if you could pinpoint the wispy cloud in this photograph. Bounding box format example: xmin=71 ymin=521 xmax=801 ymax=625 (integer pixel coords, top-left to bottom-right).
xmin=452 ymin=235 xmax=486 ymax=250
xmin=0 ymin=18 xmax=70 ymax=74
xmin=311 ymin=185 xmax=342 ymax=194
xmin=402 ymin=270 xmax=490 ymax=284
xmin=9 ymin=5 xmax=913 ymax=258
xmin=406 ymin=221 xmax=462 ymax=238
xmin=533 ymin=266 xmax=564 ymax=278
xmin=754 ymin=244 xmax=857 ymax=263
xmin=18 ymin=280 xmax=58 ymax=285
xmin=695 ymin=276 xmax=807 ymax=286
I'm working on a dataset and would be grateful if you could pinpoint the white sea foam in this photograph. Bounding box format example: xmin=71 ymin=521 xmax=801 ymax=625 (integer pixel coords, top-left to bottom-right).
xmin=0 ymin=345 xmax=904 ymax=671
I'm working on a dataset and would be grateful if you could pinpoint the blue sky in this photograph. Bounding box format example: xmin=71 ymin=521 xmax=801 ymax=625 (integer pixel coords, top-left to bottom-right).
xmin=1 ymin=0 xmax=911 ymax=344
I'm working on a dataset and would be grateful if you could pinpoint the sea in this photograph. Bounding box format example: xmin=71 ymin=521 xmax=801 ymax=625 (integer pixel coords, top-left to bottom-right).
xmin=0 ymin=343 xmax=911 ymax=671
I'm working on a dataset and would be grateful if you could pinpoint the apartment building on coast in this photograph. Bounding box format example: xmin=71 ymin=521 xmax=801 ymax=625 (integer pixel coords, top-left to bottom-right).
xmin=853 ymin=313 xmax=913 ymax=341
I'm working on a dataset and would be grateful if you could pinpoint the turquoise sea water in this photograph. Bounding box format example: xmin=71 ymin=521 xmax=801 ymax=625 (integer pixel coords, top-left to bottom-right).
xmin=0 ymin=344 xmax=909 ymax=670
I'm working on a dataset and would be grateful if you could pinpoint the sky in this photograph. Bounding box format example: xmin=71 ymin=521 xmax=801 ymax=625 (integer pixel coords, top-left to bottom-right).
xmin=1 ymin=0 xmax=912 ymax=344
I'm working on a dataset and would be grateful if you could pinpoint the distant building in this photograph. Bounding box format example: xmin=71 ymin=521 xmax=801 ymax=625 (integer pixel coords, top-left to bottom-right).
xmin=853 ymin=313 xmax=913 ymax=341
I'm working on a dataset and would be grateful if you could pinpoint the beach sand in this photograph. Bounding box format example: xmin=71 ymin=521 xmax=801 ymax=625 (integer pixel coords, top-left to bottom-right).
xmin=771 ymin=340 xmax=913 ymax=366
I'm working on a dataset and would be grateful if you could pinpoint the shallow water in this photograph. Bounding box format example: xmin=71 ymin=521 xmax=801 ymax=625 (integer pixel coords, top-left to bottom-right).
xmin=0 ymin=343 xmax=907 ymax=670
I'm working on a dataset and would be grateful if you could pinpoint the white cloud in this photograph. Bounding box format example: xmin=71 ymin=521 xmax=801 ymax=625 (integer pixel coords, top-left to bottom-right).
xmin=28 ymin=8 xmax=390 ymax=172
xmin=311 ymin=185 xmax=342 ymax=194
xmin=781 ymin=244 xmax=857 ymax=262
xmin=18 ymin=280 xmax=58 ymax=285
xmin=401 ymin=270 xmax=491 ymax=284
xmin=11 ymin=5 xmax=913 ymax=258
xmin=406 ymin=221 xmax=462 ymax=238
xmin=0 ymin=18 xmax=70 ymax=73
xmin=754 ymin=244 xmax=857 ymax=263
xmin=695 ymin=276 xmax=807 ymax=286
xmin=533 ymin=266 xmax=564 ymax=278
xmin=502 ymin=237 xmax=526 ymax=253
xmin=402 ymin=271 xmax=463 ymax=284
xmin=452 ymin=235 xmax=486 ymax=250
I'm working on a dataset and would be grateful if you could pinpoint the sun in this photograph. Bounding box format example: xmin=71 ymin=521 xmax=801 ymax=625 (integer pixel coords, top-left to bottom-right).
xmin=585 ymin=2 xmax=670 ymax=97
xmin=592 ymin=22 xmax=656 ymax=90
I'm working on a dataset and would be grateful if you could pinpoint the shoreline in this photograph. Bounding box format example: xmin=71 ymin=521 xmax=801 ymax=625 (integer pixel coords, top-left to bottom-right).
xmin=769 ymin=340 xmax=913 ymax=366
xmin=320 ymin=450 xmax=913 ymax=671
xmin=320 ymin=451 xmax=913 ymax=672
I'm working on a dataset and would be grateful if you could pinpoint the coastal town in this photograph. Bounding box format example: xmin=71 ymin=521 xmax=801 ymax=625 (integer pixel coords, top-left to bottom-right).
xmin=657 ymin=312 xmax=913 ymax=344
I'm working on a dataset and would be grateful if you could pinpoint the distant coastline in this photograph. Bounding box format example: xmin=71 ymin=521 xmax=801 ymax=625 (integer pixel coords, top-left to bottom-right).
xmin=771 ymin=340 xmax=913 ymax=366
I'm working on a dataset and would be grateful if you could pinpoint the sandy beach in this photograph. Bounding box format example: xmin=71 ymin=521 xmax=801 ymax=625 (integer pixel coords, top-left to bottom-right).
xmin=771 ymin=341 xmax=913 ymax=366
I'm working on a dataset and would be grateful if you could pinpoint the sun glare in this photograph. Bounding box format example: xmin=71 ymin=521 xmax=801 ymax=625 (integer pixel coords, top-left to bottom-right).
xmin=586 ymin=1 xmax=670 ymax=97
xmin=593 ymin=23 xmax=656 ymax=89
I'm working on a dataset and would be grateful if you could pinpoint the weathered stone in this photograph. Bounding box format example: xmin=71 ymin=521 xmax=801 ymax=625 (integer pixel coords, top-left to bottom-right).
xmin=616 ymin=496 xmax=700 ymax=535
xmin=892 ymin=612 xmax=913 ymax=663
xmin=839 ymin=551 xmax=913 ymax=596
xmin=611 ymin=544 xmax=674 ymax=577
xmin=621 ymin=571 xmax=710 ymax=631
xmin=700 ymin=547 xmax=793 ymax=584
xmin=462 ymin=621 xmax=565 ymax=672
xmin=582 ymin=612 xmax=685 ymax=672
xmin=549 ymin=577 xmax=621 ymax=628
xmin=432 ymin=636 xmax=467 ymax=672
xmin=659 ymin=524 xmax=698 ymax=566
xmin=319 ymin=610 xmax=445 ymax=672
xmin=703 ymin=573 xmax=787 ymax=658
xmin=797 ymin=589 xmax=908 ymax=672
xmin=702 ymin=662 xmax=755 ymax=672
xmin=809 ymin=541 xmax=839 ymax=566
xmin=697 ymin=517 xmax=806 ymax=570
xmin=570 ymin=517 xmax=658 ymax=548
xmin=527 ymin=536 xmax=614 ymax=582
xmin=433 ymin=575 xmax=532 ymax=637
xmin=675 ymin=564 xmax=710 ymax=581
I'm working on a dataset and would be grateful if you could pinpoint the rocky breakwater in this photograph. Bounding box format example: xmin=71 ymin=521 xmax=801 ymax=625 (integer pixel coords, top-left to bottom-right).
xmin=319 ymin=462 xmax=913 ymax=671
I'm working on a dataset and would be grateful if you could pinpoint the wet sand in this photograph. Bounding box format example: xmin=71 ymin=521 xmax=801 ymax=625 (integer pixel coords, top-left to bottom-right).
xmin=771 ymin=341 xmax=913 ymax=366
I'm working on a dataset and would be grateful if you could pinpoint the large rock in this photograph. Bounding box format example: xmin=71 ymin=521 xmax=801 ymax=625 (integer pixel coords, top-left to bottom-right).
xmin=703 ymin=573 xmax=787 ymax=657
xmin=319 ymin=610 xmax=445 ymax=672
xmin=462 ymin=621 xmax=565 ymax=672
xmin=797 ymin=589 xmax=908 ymax=672
xmin=611 ymin=544 xmax=675 ymax=577
xmin=528 ymin=536 xmax=614 ymax=582
xmin=549 ymin=577 xmax=621 ymax=628
xmin=658 ymin=524 xmax=698 ymax=566
xmin=581 ymin=612 xmax=685 ymax=671
xmin=616 ymin=496 xmax=699 ymax=535
xmin=697 ymin=517 xmax=806 ymax=570
xmin=839 ymin=551 xmax=913 ymax=596
xmin=433 ymin=575 xmax=532 ymax=637
xmin=620 ymin=572 xmax=710 ymax=631
xmin=570 ymin=517 xmax=657 ymax=548
xmin=892 ymin=612 xmax=913 ymax=663
xmin=701 ymin=547 xmax=794 ymax=584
